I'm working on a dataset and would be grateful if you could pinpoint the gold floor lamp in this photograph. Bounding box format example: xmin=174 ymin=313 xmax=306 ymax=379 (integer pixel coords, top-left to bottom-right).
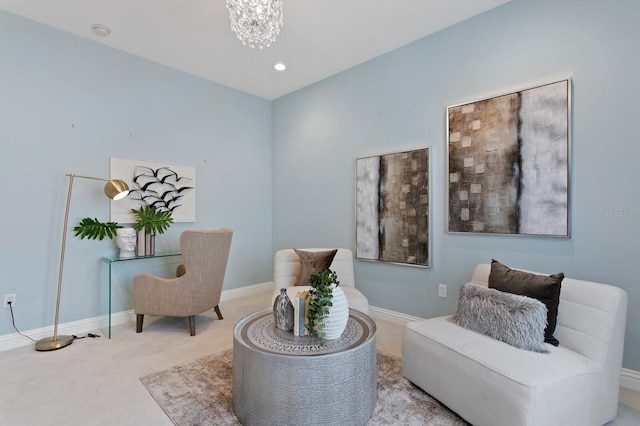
xmin=35 ymin=174 xmax=129 ymax=352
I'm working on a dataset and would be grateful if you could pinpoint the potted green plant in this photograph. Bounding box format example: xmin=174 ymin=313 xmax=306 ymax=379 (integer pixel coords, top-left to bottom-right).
xmin=73 ymin=217 xmax=122 ymax=240
xmin=130 ymin=205 xmax=173 ymax=236
xmin=73 ymin=218 xmax=139 ymax=259
xmin=306 ymin=269 xmax=348 ymax=339
xmin=131 ymin=205 xmax=173 ymax=255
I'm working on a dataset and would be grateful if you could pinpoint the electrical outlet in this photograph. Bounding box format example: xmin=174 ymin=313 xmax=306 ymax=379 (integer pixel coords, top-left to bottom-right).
xmin=4 ymin=293 xmax=16 ymax=308
xmin=438 ymin=284 xmax=447 ymax=298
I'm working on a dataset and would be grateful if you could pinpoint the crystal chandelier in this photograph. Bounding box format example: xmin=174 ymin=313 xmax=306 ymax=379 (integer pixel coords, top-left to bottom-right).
xmin=226 ymin=0 xmax=284 ymax=49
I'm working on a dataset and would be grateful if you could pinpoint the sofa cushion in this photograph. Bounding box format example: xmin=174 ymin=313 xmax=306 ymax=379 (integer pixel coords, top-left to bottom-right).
xmin=452 ymin=282 xmax=549 ymax=352
xmin=293 ymin=249 xmax=338 ymax=286
xmin=489 ymin=259 xmax=563 ymax=346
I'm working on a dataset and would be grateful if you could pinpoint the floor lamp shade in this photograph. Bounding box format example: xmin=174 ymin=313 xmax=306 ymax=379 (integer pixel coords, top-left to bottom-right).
xmin=105 ymin=179 xmax=129 ymax=200
xmin=35 ymin=174 xmax=130 ymax=352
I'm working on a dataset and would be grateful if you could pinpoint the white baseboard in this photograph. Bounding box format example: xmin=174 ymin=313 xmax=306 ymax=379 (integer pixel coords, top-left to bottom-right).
xmin=0 ymin=281 xmax=273 ymax=352
xmin=220 ymin=281 xmax=273 ymax=301
xmin=621 ymin=368 xmax=640 ymax=392
xmin=2 ymin=281 xmax=639 ymax=394
xmin=368 ymin=305 xmax=424 ymax=324
xmin=0 ymin=314 xmax=112 ymax=352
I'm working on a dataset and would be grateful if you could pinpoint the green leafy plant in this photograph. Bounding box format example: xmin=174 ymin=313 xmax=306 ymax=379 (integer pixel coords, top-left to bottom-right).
xmin=130 ymin=205 xmax=173 ymax=236
xmin=306 ymin=269 xmax=340 ymax=339
xmin=73 ymin=217 xmax=122 ymax=240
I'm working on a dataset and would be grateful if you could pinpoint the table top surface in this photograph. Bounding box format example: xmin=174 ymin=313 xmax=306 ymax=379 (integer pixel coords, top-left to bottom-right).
xmin=234 ymin=308 xmax=376 ymax=357
xmin=100 ymin=251 xmax=181 ymax=263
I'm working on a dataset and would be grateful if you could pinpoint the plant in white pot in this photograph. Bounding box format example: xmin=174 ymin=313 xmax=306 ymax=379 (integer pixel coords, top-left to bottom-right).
xmin=73 ymin=217 xmax=122 ymax=240
xmin=73 ymin=218 xmax=137 ymax=259
xmin=306 ymin=269 xmax=349 ymax=340
xmin=130 ymin=205 xmax=173 ymax=256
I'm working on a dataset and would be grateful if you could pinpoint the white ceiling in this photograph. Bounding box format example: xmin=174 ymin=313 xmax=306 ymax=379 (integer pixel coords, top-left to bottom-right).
xmin=0 ymin=0 xmax=510 ymax=100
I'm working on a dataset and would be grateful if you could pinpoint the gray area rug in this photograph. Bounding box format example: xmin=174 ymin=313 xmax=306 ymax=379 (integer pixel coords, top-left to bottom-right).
xmin=140 ymin=349 xmax=468 ymax=425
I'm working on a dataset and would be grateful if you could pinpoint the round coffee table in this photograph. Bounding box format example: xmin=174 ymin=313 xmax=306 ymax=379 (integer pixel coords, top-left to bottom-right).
xmin=232 ymin=308 xmax=377 ymax=426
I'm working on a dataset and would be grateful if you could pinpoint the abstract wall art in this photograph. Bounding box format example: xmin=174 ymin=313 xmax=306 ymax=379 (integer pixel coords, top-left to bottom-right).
xmin=109 ymin=158 xmax=196 ymax=223
xmin=447 ymin=79 xmax=571 ymax=237
xmin=356 ymin=147 xmax=430 ymax=267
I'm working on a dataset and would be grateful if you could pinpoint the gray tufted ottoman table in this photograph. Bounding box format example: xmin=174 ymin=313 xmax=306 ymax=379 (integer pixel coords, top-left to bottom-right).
xmin=232 ymin=308 xmax=377 ymax=426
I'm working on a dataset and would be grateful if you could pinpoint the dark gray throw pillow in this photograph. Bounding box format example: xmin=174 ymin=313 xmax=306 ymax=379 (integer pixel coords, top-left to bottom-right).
xmin=488 ymin=259 xmax=563 ymax=346
xmin=451 ymin=282 xmax=549 ymax=353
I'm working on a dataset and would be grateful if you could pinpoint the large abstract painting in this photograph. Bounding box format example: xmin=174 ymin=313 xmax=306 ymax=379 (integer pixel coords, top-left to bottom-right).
xmin=109 ymin=158 xmax=196 ymax=223
xmin=356 ymin=147 xmax=430 ymax=267
xmin=447 ymin=79 xmax=571 ymax=237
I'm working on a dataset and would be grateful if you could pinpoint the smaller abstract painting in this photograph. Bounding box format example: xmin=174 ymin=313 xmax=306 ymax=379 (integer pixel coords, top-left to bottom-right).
xmin=110 ymin=158 xmax=196 ymax=223
xmin=447 ymin=79 xmax=571 ymax=237
xmin=356 ymin=147 xmax=430 ymax=267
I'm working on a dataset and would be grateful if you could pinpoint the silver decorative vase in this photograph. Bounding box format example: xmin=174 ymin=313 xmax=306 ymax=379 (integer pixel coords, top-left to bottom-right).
xmin=136 ymin=229 xmax=146 ymax=257
xmin=145 ymin=233 xmax=155 ymax=256
xmin=273 ymin=288 xmax=294 ymax=331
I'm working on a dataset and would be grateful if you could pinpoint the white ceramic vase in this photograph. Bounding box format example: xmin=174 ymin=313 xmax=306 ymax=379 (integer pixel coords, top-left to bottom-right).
xmin=321 ymin=285 xmax=349 ymax=340
xmin=116 ymin=227 xmax=137 ymax=259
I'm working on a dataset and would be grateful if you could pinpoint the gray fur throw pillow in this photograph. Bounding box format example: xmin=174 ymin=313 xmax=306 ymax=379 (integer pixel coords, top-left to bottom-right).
xmin=451 ymin=282 xmax=549 ymax=353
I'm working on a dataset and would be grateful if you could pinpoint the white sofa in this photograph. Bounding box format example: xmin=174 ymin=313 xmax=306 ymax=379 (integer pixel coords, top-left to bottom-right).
xmin=273 ymin=248 xmax=370 ymax=314
xmin=402 ymin=264 xmax=628 ymax=426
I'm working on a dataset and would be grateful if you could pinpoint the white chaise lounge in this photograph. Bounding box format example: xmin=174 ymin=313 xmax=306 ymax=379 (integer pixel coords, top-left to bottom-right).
xmin=272 ymin=248 xmax=370 ymax=314
xmin=402 ymin=263 xmax=628 ymax=426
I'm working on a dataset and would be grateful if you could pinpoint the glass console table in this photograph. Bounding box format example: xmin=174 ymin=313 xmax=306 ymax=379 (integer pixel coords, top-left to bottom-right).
xmin=100 ymin=252 xmax=182 ymax=338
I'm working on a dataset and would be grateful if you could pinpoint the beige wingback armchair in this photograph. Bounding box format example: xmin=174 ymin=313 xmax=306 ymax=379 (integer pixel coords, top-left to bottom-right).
xmin=133 ymin=228 xmax=233 ymax=336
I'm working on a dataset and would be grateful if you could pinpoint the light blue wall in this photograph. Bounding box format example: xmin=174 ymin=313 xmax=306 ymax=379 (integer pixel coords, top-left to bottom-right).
xmin=272 ymin=0 xmax=640 ymax=370
xmin=2 ymin=0 xmax=639 ymax=371
xmin=0 ymin=11 xmax=272 ymax=334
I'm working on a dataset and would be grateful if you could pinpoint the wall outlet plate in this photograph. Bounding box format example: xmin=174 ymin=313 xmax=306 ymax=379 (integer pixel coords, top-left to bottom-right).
xmin=4 ymin=293 xmax=16 ymax=307
xmin=438 ymin=284 xmax=447 ymax=298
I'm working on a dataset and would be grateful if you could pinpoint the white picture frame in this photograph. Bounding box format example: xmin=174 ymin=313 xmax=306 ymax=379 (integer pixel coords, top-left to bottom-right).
xmin=109 ymin=158 xmax=196 ymax=224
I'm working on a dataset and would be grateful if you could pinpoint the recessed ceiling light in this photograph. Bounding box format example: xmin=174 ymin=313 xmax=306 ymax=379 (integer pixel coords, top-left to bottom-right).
xmin=92 ymin=24 xmax=111 ymax=37
xmin=273 ymin=62 xmax=286 ymax=71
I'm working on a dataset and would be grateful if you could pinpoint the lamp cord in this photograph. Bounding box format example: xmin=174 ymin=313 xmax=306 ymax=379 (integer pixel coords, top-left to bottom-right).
xmin=7 ymin=302 xmax=36 ymax=342
xmin=72 ymin=333 xmax=100 ymax=339
xmin=7 ymin=302 xmax=100 ymax=342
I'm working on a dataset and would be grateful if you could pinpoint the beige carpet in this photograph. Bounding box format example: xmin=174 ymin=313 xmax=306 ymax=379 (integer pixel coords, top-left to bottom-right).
xmin=140 ymin=349 xmax=468 ymax=425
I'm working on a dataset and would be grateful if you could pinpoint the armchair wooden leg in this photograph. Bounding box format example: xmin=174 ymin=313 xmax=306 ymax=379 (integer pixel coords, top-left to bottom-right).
xmin=214 ymin=305 xmax=223 ymax=320
xmin=189 ymin=316 xmax=196 ymax=336
xmin=136 ymin=314 xmax=144 ymax=333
